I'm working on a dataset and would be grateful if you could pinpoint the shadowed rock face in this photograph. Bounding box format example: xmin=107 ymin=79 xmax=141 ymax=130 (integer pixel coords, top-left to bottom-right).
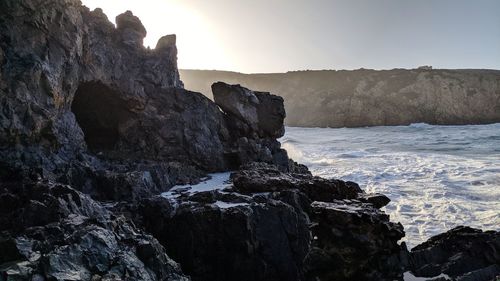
xmin=212 ymin=82 xmax=286 ymax=138
xmin=0 ymin=0 xmax=291 ymax=191
xmin=181 ymin=69 xmax=500 ymax=127
xmin=132 ymin=163 xmax=407 ymax=281
xmin=409 ymin=226 xmax=500 ymax=281
xmin=0 ymin=1 xmax=496 ymax=281
xmin=0 ymin=180 xmax=188 ymax=281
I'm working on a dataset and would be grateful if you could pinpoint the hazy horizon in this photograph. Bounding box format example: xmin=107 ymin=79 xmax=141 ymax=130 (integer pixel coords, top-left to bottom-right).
xmin=180 ymin=67 xmax=500 ymax=75
xmin=82 ymin=0 xmax=500 ymax=73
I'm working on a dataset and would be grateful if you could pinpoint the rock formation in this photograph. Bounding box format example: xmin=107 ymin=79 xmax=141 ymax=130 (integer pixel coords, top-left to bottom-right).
xmin=0 ymin=179 xmax=188 ymax=281
xmin=131 ymin=163 xmax=406 ymax=281
xmin=0 ymin=0 xmax=290 ymax=199
xmin=212 ymin=82 xmax=286 ymax=138
xmin=409 ymin=226 xmax=500 ymax=281
xmin=181 ymin=69 xmax=500 ymax=127
xmin=0 ymin=1 xmax=497 ymax=281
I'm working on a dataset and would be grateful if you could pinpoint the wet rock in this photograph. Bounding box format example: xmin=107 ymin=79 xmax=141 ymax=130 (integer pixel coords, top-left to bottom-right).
xmin=212 ymin=82 xmax=286 ymax=138
xmin=409 ymin=226 xmax=500 ymax=281
xmin=357 ymin=192 xmax=391 ymax=208
xmin=306 ymin=201 xmax=406 ymax=281
xmin=0 ymin=180 xmax=188 ymax=281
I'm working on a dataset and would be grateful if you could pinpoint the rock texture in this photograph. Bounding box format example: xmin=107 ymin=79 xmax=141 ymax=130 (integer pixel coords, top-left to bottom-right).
xmin=212 ymin=82 xmax=286 ymax=138
xmin=129 ymin=163 xmax=407 ymax=281
xmin=0 ymin=1 xmax=496 ymax=281
xmin=307 ymin=201 xmax=405 ymax=281
xmin=181 ymin=69 xmax=500 ymax=127
xmin=409 ymin=226 xmax=500 ymax=281
xmin=0 ymin=0 xmax=291 ymax=199
xmin=0 ymin=179 xmax=188 ymax=281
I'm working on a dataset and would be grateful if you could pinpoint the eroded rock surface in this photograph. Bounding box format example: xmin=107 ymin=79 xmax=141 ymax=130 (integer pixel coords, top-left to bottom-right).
xmin=0 ymin=0 xmax=291 ymax=199
xmin=0 ymin=180 xmax=188 ymax=281
xmin=129 ymin=163 xmax=407 ymax=281
xmin=306 ymin=201 xmax=406 ymax=280
xmin=212 ymin=82 xmax=286 ymax=138
xmin=0 ymin=1 xmax=495 ymax=281
xmin=409 ymin=226 xmax=500 ymax=281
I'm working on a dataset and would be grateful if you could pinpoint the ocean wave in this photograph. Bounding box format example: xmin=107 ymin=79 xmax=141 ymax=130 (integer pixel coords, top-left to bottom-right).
xmin=282 ymin=124 xmax=500 ymax=247
xmin=408 ymin=122 xmax=433 ymax=128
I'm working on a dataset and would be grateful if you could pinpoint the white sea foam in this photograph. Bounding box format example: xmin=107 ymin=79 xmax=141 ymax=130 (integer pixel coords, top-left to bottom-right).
xmin=403 ymin=271 xmax=451 ymax=281
xmin=162 ymin=172 xmax=232 ymax=199
xmin=214 ymin=201 xmax=249 ymax=209
xmin=281 ymin=123 xmax=500 ymax=247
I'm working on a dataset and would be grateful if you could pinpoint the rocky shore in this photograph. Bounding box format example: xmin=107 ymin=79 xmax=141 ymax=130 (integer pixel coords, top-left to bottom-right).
xmin=0 ymin=1 xmax=498 ymax=280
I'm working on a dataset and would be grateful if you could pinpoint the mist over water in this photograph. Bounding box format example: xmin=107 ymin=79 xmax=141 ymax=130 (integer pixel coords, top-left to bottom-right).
xmin=281 ymin=123 xmax=500 ymax=247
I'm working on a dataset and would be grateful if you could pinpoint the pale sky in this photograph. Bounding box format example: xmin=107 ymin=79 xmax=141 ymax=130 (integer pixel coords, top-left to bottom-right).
xmin=81 ymin=0 xmax=500 ymax=73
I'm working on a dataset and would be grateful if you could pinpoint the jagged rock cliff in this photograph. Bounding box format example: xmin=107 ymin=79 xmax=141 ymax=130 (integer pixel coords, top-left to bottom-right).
xmin=181 ymin=69 xmax=500 ymax=127
xmin=1 ymin=1 xmax=498 ymax=281
xmin=0 ymin=0 xmax=290 ymax=194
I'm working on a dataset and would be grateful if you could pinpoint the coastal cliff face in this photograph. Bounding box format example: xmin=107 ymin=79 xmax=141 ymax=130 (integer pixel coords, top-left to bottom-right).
xmin=180 ymin=69 xmax=500 ymax=127
xmin=0 ymin=0 xmax=290 ymax=184
xmin=1 ymin=1 xmax=498 ymax=281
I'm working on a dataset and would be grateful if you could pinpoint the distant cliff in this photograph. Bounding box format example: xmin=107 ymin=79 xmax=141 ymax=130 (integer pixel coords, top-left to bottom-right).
xmin=180 ymin=69 xmax=500 ymax=127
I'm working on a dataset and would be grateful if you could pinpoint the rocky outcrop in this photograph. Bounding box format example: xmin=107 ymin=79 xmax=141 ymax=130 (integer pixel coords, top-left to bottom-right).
xmin=181 ymin=69 xmax=500 ymax=127
xmin=0 ymin=1 xmax=495 ymax=281
xmin=0 ymin=0 xmax=291 ymax=199
xmin=409 ymin=226 xmax=500 ymax=281
xmin=307 ymin=201 xmax=406 ymax=281
xmin=0 ymin=0 xmax=294 ymax=279
xmin=212 ymin=82 xmax=289 ymax=171
xmin=0 ymin=179 xmax=188 ymax=281
xmin=129 ymin=163 xmax=407 ymax=281
xmin=230 ymin=162 xmax=362 ymax=202
xmin=212 ymin=82 xmax=285 ymax=138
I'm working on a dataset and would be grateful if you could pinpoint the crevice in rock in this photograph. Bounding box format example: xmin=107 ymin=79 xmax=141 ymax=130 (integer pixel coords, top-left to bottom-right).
xmin=71 ymin=81 xmax=132 ymax=151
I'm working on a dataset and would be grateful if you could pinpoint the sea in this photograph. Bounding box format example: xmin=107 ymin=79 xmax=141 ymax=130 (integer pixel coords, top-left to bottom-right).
xmin=280 ymin=123 xmax=500 ymax=248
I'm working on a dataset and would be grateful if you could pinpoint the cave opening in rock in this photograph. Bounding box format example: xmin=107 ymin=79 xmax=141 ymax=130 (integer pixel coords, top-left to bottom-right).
xmin=72 ymin=81 xmax=131 ymax=151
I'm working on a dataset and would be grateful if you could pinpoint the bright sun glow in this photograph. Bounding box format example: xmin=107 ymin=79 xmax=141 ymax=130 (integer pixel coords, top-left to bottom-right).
xmin=81 ymin=0 xmax=235 ymax=70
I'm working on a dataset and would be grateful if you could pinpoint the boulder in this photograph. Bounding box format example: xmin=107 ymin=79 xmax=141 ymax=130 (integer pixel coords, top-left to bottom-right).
xmin=357 ymin=192 xmax=391 ymax=208
xmin=212 ymin=82 xmax=286 ymax=138
xmin=306 ymin=201 xmax=406 ymax=281
xmin=409 ymin=226 xmax=500 ymax=281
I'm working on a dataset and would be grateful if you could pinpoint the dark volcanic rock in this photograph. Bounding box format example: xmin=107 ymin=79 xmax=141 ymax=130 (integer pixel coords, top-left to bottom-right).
xmin=231 ymin=162 xmax=362 ymax=201
xmin=356 ymin=192 xmax=392 ymax=208
xmin=0 ymin=180 xmax=188 ymax=281
xmin=409 ymin=226 xmax=500 ymax=281
xmin=212 ymin=82 xmax=286 ymax=138
xmin=137 ymin=193 xmax=311 ymax=281
xmin=60 ymin=160 xmax=206 ymax=202
xmin=305 ymin=201 xmax=406 ymax=281
xmin=1 ymin=1 xmax=493 ymax=281
xmin=0 ymin=0 xmax=292 ymax=198
xmin=130 ymin=163 xmax=407 ymax=281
